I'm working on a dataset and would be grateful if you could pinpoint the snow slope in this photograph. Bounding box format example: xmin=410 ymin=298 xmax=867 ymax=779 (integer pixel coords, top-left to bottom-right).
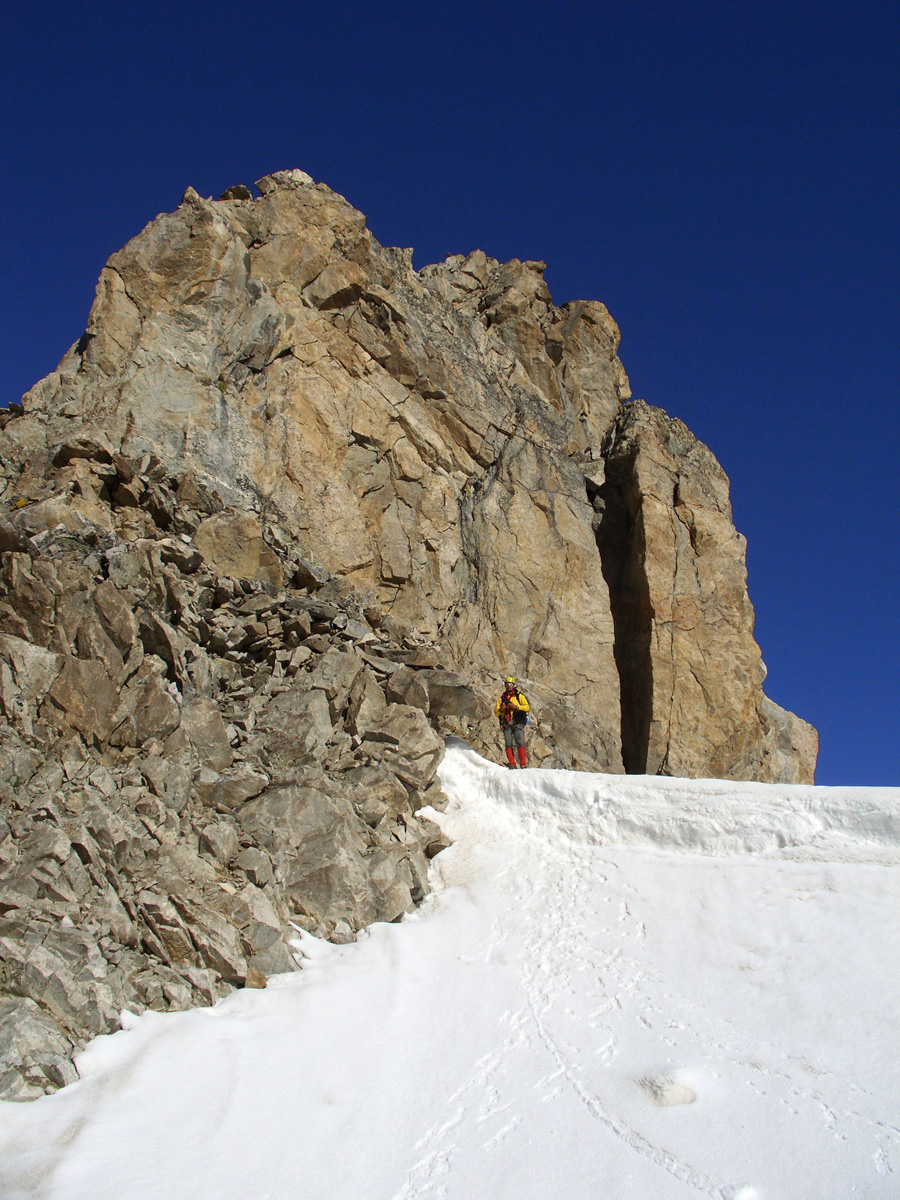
xmin=1 ymin=743 xmax=898 ymax=1200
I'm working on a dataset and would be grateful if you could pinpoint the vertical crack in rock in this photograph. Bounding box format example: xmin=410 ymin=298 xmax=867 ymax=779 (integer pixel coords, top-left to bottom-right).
xmin=589 ymin=442 xmax=653 ymax=773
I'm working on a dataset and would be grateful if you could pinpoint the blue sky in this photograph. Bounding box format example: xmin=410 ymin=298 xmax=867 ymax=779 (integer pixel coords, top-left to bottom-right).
xmin=2 ymin=1 xmax=897 ymax=783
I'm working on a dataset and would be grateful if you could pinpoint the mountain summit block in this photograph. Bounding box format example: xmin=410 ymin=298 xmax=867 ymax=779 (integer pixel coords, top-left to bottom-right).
xmin=4 ymin=169 xmax=815 ymax=783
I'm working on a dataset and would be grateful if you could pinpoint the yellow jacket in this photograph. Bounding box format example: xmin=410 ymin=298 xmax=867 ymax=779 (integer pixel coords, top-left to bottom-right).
xmin=495 ymin=689 xmax=530 ymax=724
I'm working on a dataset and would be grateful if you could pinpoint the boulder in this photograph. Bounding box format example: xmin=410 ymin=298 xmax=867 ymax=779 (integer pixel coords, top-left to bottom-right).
xmin=204 ymin=767 xmax=270 ymax=812
xmin=306 ymin=647 xmax=365 ymax=717
xmin=233 ymin=847 xmax=274 ymax=888
xmin=44 ymin=657 xmax=120 ymax=742
xmin=254 ymin=687 xmax=333 ymax=770
xmin=140 ymin=753 xmax=192 ymax=813
xmin=138 ymin=891 xmax=197 ymax=966
xmin=361 ymin=704 xmax=445 ymax=790
xmin=110 ymin=668 xmax=181 ymax=747
xmin=304 ymin=259 xmax=368 ymax=309
xmin=180 ymin=699 xmax=233 ymax=772
xmin=385 ymin=665 xmax=429 ymax=713
xmin=220 ymin=185 xmax=253 ymax=201
xmin=238 ymin=782 xmax=377 ymax=932
xmin=0 ymin=517 xmax=30 ymax=554
xmin=0 ymin=635 xmax=61 ymax=727
xmin=345 ymin=667 xmax=387 ymax=735
xmin=424 ymin=670 xmax=480 ymax=722
xmin=199 ymin=822 xmax=239 ymax=866
xmin=255 ymin=169 xmax=314 ymax=193
xmin=171 ymin=898 xmax=247 ymax=983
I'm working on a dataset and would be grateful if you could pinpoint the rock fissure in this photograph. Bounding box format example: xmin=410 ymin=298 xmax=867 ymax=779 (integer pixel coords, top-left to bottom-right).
xmin=590 ymin=441 xmax=654 ymax=774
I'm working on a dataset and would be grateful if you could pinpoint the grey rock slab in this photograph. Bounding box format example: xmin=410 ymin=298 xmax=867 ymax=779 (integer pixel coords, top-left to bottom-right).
xmin=360 ymin=703 xmax=434 ymax=750
xmin=423 ymin=670 xmax=481 ymax=721
xmin=0 ymin=634 xmax=61 ymax=719
xmin=0 ymin=997 xmax=78 ymax=1101
xmin=344 ymin=765 xmax=412 ymax=826
xmin=256 ymin=687 xmax=333 ymax=769
xmin=341 ymin=619 xmax=374 ymax=643
xmin=239 ymin=781 xmax=364 ymax=858
xmin=74 ymin=611 xmax=126 ymax=685
xmin=171 ymin=897 xmax=247 ymax=983
xmin=180 ymin=698 xmax=233 ymax=772
xmin=199 ymin=821 xmax=239 ymax=866
xmin=91 ymin=580 xmax=140 ymax=655
xmin=239 ymin=781 xmax=377 ymax=931
xmin=20 ymin=825 xmax=72 ymax=865
xmin=376 ymin=745 xmax=445 ymax=791
xmin=344 ymin=667 xmax=386 ymax=735
xmin=363 ymin=846 xmax=417 ymax=922
xmin=19 ymin=944 xmax=119 ymax=1037
xmin=137 ymin=891 xmax=198 ymax=967
xmin=233 ymin=847 xmax=274 ymax=888
xmin=306 ymin=647 xmax=365 ymax=714
xmin=162 ymin=979 xmax=192 ymax=1009
xmin=158 ymin=538 xmax=204 ymax=574
xmin=83 ymin=801 xmax=142 ymax=870
xmin=230 ymin=883 xmax=281 ymax=930
xmin=139 ymin=752 xmax=192 ymax=813
xmin=179 ymin=966 xmax=218 ymax=1006
xmin=385 ymin=665 xmax=429 ymax=713
xmin=206 ymin=767 xmax=270 ymax=812
xmin=360 ymin=705 xmax=446 ymax=788
xmin=44 ymin=657 xmax=121 ymax=743
xmin=110 ymin=671 xmax=181 ymax=747
xmin=247 ymin=940 xmax=297 ymax=976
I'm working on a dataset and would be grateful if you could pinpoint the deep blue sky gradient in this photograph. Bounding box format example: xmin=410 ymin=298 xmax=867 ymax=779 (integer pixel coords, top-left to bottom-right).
xmin=2 ymin=1 xmax=897 ymax=783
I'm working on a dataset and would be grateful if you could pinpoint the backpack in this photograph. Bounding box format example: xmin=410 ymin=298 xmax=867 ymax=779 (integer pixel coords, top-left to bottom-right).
xmin=500 ymin=689 xmax=532 ymax=726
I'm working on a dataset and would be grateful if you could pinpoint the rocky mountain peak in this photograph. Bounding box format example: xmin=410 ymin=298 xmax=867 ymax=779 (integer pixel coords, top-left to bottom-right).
xmin=0 ymin=171 xmax=815 ymax=1098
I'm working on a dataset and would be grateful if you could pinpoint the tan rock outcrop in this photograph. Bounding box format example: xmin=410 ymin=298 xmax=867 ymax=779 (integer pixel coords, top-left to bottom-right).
xmin=2 ymin=170 xmax=815 ymax=782
xmin=0 ymin=172 xmax=820 ymax=1095
xmin=193 ymin=513 xmax=283 ymax=588
xmin=594 ymin=402 xmax=815 ymax=782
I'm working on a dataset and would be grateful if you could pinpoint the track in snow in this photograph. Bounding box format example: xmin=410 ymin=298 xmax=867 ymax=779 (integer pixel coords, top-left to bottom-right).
xmin=0 ymin=743 xmax=898 ymax=1200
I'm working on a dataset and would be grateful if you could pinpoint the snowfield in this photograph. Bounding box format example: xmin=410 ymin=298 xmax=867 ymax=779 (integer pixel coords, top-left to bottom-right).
xmin=1 ymin=742 xmax=898 ymax=1200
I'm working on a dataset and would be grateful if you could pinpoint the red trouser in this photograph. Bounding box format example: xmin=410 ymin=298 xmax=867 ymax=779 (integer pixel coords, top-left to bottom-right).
xmin=503 ymin=723 xmax=527 ymax=767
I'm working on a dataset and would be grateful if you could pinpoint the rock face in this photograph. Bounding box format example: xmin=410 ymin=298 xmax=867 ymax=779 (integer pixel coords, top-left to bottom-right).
xmin=0 ymin=524 xmax=453 ymax=1099
xmin=0 ymin=169 xmax=816 ymax=1097
xmin=594 ymin=403 xmax=818 ymax=781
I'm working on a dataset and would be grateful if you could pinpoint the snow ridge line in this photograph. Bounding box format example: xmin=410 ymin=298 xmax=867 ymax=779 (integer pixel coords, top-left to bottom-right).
xmin=442 ymin=745 xmax=900 ymax=857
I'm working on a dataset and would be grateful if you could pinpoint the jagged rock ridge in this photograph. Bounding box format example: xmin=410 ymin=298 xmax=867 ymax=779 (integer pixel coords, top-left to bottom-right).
xmin=7 ymin=168 xmax=815 ymax=779
xmin=0 ymin=168 xmax=816 ymax=1097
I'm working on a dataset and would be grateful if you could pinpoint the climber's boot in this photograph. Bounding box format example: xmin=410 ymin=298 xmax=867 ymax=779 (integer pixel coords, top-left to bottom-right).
xmin=518 ymin=745 xmax=527 ymax=768
xmin=506 ymin=747 xmax=518 ymax=768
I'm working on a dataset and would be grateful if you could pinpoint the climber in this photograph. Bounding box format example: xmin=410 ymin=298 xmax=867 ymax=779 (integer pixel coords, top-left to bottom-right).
xmin=495 ymin=676 xmax=530 ymax=768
